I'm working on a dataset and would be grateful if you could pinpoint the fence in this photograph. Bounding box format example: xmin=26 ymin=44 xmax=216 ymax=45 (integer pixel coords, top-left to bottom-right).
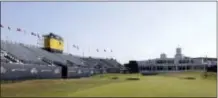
xmin=1 ymin=63 xmax=62 ymax=80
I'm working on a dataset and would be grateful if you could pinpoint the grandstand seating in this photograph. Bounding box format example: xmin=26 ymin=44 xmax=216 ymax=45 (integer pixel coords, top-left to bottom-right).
xmin=0 ymin=40 xmax=123 ymax=80
xmin=83 ymin=57 xmax=109 ymax=69
xmin=109 ymin=59 xmax=123 ymax=68
xmin=100 ymin=59 xmax=119 ymax=68
xmin=55 ymin=53 xmax=87 ymax=66
xmin=82 ymin=58 xmax=100 ymax=68
xmin=1 ymin=49 xmax=22 ymax=64
xmin=23 ymin=45 xmax=66 ymax=64
xmin=1 ymin=56 xmax=10 ymax=63
xmin=1 ymin=41 xmax=45 ymax=65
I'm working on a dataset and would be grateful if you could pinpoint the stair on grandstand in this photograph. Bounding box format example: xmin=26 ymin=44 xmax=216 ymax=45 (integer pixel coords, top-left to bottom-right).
xmin=22 ymin=43 xmax=66 ymax=65
xmin=55 ymin=53 xmax=88 ymax=67
xmin=23 ymin=45 xmax=80 ymax=67
xmin=40 ymin=57 xmax=55 ymax=66
xmin=1 ymin=53 xmax=12 ymax=63
xmin=108 ymin=59 xmax=123 ymax=68
xmin=1 ymin=41 xmax=46 ymax=65
xmin=99 ymin=59 xmax=116 ymax=68
xmin=83 ymin=57 xmax=109 ymax=69
xmin=22 ymin=43 xmax=82 ymax=68
xmin=1 ymin=49 xmax=23 ymax=64
xmin=83 ymin=58 xmax=100 ymax=68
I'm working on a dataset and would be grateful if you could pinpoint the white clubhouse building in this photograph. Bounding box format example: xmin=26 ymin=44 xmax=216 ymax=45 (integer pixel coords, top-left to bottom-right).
xmin=137 ymin=47 xmax=217 ymax=74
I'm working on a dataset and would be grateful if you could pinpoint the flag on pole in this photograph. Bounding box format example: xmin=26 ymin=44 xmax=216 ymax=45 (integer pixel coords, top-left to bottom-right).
xmin=31 ymin=32 xmax=36 ymax=36
xmin=8 ymin=26 xmax=11 ymax=30
xmin=0 ymin=24 xmax=3 ymax=28
xmin=37 ymin=34 xmax=40 ymax=38
xmin=17 ymin=28 xmax=21 ymax=32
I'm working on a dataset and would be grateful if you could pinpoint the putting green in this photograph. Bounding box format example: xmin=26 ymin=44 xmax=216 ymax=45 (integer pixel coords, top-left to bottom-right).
xmin=1 ymin=72 xmax=216 ymax=97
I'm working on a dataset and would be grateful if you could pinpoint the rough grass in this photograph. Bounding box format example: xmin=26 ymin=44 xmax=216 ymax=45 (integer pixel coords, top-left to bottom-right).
xmin=1 ymin=72 xmax=217 ymax=97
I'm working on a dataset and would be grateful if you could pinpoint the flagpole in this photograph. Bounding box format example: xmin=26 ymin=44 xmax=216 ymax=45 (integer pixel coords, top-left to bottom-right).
xmin=36 ymin=37 xmax=39 ymax=47
xmin=67 ymin=39 xmax=69 ymax=53
xmin=203 ymin=55 xmax=208 ymax=78
xmin=83 ymin=49 xmax=84 ymax=58
xmin=96 ymin=48 xmax=99 ymax=58
xmin=111 ymin=49 xmax=112 ymax=59
xmin=88 ymin=46 xmax=90 ymax=57
xmin=104 ymin=49 xmax=106 ymax=59
xmin=72 ymin=45 xmax=75 ymax=55
xmin=7 ymin=26 xmax=11 ymax=42
xmin=204 ymin=55 xmax=207 ymax=72
xmin=111 ymin=51 xmax=114 ymax=59
xmin=110 ymin=49 xmax=112 ymax=59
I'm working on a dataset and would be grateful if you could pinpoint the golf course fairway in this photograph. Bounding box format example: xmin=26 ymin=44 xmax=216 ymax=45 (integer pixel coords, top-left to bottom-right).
xmin=1 ymin=72 xmax=217 ymax=97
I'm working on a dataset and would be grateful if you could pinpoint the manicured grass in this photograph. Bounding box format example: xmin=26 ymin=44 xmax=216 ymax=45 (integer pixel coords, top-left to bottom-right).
xmin=1 ymin=72 xmax=216 ymax=97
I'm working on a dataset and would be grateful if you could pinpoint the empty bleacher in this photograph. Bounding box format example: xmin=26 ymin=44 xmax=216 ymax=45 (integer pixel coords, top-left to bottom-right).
xmin=1 ymin=41 xmax=46 ymax=65
xmin=1 ymin=55 xmax=10 ymax=63
xmin=55 ymin=53 xmax=87 ymax=66
xmin=0 ymin=40 xmax=123 ymax=80
xmin=23 ymin=45 xmax=66 ymax=65
xmin=83 ymin=57 xmax=109 ymax=68
xmin=98 ymin=59 xmax=119 ymax=68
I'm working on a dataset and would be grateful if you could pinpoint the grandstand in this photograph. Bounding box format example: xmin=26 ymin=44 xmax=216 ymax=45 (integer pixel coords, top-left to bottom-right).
xmin=0 ymin=35 xmax=123 ymax=80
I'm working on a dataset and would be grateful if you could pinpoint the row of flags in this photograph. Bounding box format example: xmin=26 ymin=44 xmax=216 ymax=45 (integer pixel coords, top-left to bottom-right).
xmin=96 ymin=49 xmax=113 ymax=52
xmin=1 ymin=24 xmax=114 ymax=53
xmin=72 ymin=44 xmax=113 ymax=52
xmin=1 ymin=24 xmax=41 ymax=38
xmin=72 ymin=44 xmax=79 ymax=50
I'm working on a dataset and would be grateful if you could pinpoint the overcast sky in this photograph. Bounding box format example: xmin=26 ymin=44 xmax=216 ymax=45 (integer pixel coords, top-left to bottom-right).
xmin=1 ymin=2 xmax=216 ymax=64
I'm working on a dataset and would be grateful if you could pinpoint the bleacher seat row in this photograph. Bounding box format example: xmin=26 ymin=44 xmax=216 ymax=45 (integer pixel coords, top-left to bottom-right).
xmin=0 ymin=40 xmax=124 ymax=80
